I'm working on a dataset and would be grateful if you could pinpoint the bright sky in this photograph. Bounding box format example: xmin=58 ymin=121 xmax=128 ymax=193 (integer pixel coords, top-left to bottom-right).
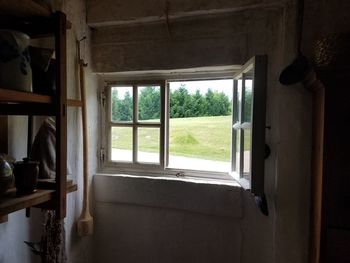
xmin=112 ymin=79 xmax=235 ymax=100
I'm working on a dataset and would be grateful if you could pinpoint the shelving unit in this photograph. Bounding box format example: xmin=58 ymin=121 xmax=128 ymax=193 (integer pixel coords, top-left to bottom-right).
xmin=0 ymin=180 xmax=77 ymax=217
xmin=0 ymin=6 xmax=74 ymax=219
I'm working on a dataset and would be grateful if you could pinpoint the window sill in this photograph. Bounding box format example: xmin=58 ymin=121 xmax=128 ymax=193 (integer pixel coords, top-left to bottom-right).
xmin=94 ymin=173 xmax=243 ymax=218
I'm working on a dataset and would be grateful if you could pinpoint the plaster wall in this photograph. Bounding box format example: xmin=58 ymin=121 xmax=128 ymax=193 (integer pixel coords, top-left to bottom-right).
xmin=91 ymin=8 xmax=282 ymax=72
xmin=0 ymin=1 xmax=99 ymax=262
xmin=90 ymin=1 xmax=312 ymax=263
xmin=93 ymin=174 xmax=274 ymax=263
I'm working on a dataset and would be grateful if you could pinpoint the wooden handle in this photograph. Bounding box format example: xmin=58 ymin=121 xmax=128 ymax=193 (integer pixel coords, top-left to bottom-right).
xmin=77 ymin=59 xmax=93 ymax=236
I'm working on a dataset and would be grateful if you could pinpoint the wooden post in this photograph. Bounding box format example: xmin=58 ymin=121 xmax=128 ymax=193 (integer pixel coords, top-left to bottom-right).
xmin=304 ymin=75 xmax=325 ymax=263
xmin=0 ymin=116 xmax=9 ymax=223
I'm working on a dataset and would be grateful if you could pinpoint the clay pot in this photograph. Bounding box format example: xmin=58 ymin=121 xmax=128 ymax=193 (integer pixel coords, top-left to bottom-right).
xmin=0 ymin=156 xmax=14 ymax=196
xmin=0 ymin=30 xmax=32 ymax=92
xmin=14 ymin=158 xmax=39 ymax=195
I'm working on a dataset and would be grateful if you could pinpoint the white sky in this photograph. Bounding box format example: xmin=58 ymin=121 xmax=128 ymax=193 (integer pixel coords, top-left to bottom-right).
xmin=112 ymin=79 xmax=235 ymax=100
xmin=169 ymin=79 xmax=233 ymax=99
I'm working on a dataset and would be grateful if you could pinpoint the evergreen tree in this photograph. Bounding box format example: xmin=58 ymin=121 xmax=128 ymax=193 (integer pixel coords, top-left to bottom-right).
xmin=138 ymin=87 xmax=160 ymax=120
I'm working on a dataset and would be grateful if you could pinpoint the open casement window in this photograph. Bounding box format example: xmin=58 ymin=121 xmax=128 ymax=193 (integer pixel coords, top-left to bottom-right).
xmin=105 ymin=80 xmax=166 ymax=168
xmin=231 ymin=56 xmax=267 ymax=195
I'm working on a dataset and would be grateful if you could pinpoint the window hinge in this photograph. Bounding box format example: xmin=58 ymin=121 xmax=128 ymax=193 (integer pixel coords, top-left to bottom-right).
xmin=100 ymin=89 xmax=106 ymax=107
xmin=100 ymin=147 xmax=106 ymax=162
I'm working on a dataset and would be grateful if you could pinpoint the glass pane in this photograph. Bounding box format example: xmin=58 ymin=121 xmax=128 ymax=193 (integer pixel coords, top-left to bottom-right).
xmin=138 ymin=86 xmax=161 ymax=122
xmin=168 ymin=79 xmax=232 ymax=172
xmin=243 ymin=78 xmax=253 ymax=122
xmin=111 ymin=127 xmax=132 ymax=162
xmin=235 ymin=129 xmax=241 ymax=173
xmin=111 ymin=86 xmax=133 ymax=122
xmin=138 ymin=128 xmax=160 ymax=163
xmin=243 ymin=129 xmax=251 ymax=179
xmin=236 ymin=78 xmax=242 ymax=122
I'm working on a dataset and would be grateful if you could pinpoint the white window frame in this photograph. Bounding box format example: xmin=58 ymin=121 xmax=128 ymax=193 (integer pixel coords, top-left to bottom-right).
xmin=103 ymin=80 xmax=166 ymax=170
xmin=231 ymin=56 xmax=267 ymax=194
xmin=100 ymin=59 xmax=267 ymax=192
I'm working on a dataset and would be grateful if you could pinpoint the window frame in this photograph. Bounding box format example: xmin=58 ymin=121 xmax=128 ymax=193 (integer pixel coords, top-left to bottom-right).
xmin=100 ymin=59 xmax=267 ymax=189
xmin=104 ymin=80 xmax=166 ymax=170
xmin=231 ymin=56 xmax=267 ymax=194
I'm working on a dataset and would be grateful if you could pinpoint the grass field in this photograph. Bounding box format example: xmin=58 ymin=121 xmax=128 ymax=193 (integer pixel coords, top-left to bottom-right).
xmin=111 ymin=116 xmax=250 ymax=162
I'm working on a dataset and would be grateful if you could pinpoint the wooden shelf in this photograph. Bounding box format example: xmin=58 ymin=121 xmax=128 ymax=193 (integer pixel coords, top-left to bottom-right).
xmin=0 ymin=89 xmax=53 ymax=104
xmin=0 ymin=181 xmax=77 ymax=218
xmin=67 ymin=99 xmax=83 ymax=107
xmin=1 ymin=11 xmax=68 ymax=219
xmin=0 ymin=0 xmax=51 ymax=18
xmin=0 ymin=188 xmax=55 ymax=217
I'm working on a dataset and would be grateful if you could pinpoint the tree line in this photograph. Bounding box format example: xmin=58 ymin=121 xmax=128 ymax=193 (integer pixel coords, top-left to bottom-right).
xmin=111 ymin=85 xmax=235 ymax=122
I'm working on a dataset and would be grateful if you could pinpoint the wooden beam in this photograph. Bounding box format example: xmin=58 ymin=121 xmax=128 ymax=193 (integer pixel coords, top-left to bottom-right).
xmin=309 ymin=82 xmax=325 ymax=263
xmin=0 ymin=116 xmax=8 ymax=153
xmin=55 ymin=11 xmax=67 ymax=219
xmin=67 ymin=99 xmax=83 ymax=107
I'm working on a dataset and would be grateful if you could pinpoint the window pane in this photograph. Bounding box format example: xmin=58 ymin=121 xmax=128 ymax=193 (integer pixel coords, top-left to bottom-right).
xmin=243 ymin=79 xmax=253 ymax=122
xmin=138 ymin=128 xmax=160 ymax=163
xmin=235 ymin=129 xmax=241 ymax=173
xmin=168 ymin=79 xmax=232 ymax=172
xmin=138 ymin=86 xmax=161 ymax=122
xmin=111 ymin=127 xmax=132 ymax=162
xmin=236 ymin=78 xmax=242 ymax=122
xmin=111 ymin=86 xmax=133 ymax=122
xmin=243 ymin=129 xmax=251 ymax=178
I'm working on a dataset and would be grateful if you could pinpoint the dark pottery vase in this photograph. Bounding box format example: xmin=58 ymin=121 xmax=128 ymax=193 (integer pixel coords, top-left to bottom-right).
xmin=14 ymin=158 xmax=39 ymax=195
xmin=0 ymin=156 xmax=14 ymax=196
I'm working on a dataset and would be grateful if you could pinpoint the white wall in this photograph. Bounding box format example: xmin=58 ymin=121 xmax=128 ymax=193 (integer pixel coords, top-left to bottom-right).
xmin=93 ymin=174 xmax=274 ymax=263
xmin=0 ymin=1 xmax=99 ymax=262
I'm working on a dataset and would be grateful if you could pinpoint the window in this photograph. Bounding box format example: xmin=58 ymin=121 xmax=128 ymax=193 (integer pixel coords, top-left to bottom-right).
xmin=106 ymin=81 xmax=165 ymax=166
xmin=101 ymin=56 xmax=267 ymax=194
xmin=167 ymin=79 xmax=233 ymax=173
xmin=231 ymin=56 xmax=267 ymax=193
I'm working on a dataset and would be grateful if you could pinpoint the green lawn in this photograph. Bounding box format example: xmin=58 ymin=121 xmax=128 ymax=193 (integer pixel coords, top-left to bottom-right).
xmin=111 ymin=116 xmax=250 ymax=162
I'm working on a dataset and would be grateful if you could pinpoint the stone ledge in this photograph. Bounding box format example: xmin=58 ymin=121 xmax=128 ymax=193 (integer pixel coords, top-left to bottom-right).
xmin=94 ymin=173 xmax=243 ymax=218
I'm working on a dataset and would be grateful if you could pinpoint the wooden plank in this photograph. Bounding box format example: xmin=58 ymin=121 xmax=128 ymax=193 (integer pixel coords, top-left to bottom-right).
xmin=0 ymin=89 xmax=52 ymax=104
xmin=67 ymin=99 xmax=83 ymax=107
xmin=55 ymin=11 xmax=67 ymax=219
xmin=0 ymin=104 xmax=55 ymax=116
xmin=0 ymin=0 xmax=51 ymax=18
xmin=0 ymin=188 xmax=55 ymax=217
xmin=34 ymin=183 xmax=77 ymax=210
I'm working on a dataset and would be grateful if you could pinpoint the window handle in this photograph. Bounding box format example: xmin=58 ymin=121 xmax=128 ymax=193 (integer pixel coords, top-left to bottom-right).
xmin=175 ymin=172 xmax=185 ymax=178
xmin=255 ymin=193 xmax=269 ymax=216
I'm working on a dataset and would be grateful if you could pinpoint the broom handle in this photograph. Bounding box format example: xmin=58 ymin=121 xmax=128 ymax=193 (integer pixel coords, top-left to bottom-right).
xmin=79 ymin=59 xmax=90 ymax=217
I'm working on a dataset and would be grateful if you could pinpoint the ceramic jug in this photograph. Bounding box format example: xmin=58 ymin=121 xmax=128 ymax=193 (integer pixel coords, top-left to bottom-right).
xmin=0 ymin=30 xmax=32 ymax=92
xmin=0 ymin=156 xmax=14 ymax=196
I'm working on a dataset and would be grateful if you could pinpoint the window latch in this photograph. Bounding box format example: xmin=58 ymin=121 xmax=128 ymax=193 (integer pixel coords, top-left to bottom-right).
xmin=175 ymin=172 xmax=185 ymax=178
